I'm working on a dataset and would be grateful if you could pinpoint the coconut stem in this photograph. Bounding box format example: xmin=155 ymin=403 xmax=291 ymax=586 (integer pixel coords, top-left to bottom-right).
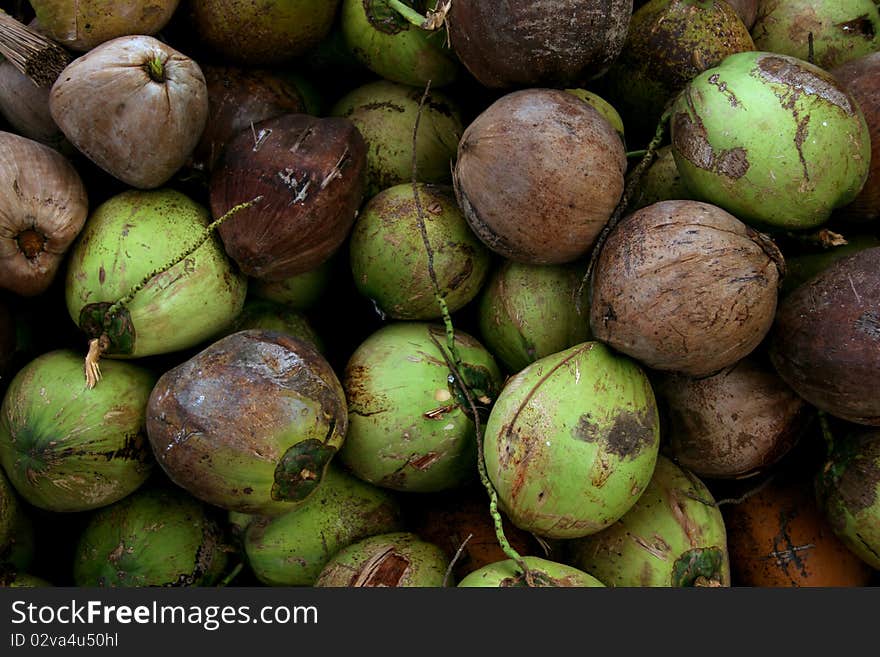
xmin=576 ymin=105 xmax=672 ymax=314
xmin=145 ymin=56 xmax=165 ymax=83
xmin=16 ymin=229 xmax=45 ymax=259
xmin=818 ymin=411 xmax=835 ymax=457
xmin=443 ymin=532 xmax=473 ymax=587
xmin=386 ymin=0 xmax=451 ymax=30
xmin=217 ymin=562 xmax=244 ymax=587
xmin=0 ymin=10 xmax=70 ymax=87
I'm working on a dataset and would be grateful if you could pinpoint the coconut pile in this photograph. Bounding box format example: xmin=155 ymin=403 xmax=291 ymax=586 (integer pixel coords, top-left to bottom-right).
xmin=0 ymin=0 xmax=879 ymax=588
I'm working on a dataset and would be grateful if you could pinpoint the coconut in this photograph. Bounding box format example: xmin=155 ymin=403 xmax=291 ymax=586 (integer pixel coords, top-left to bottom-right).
xmin=457 ymin=556 xmax=605 ymax=587
xmin=73 ymin=486 xmax=229 ymax=587
xmin=349 ymin=183 xmax=491 ymax=320
xmin=589 ymin=200 xmax=784 ymax=377
xmin=567 ymin=456 xmax=731 ymax=586
xmin=654 ymin=356 xmax=812 ymax=479
xmin=725 ymin=469 xmax=874 ymax=586
xmin=564 ymin=88 xmax=626 ymax=141
xmin=186 ymin=0 xmax=340 ymax=66
xmin=191 ymin=66 xmax=305 ymax=174
xmin=0 ymin=350 xmax=154 ymax=513
xmin=341 ymin=0 xmax=458 ymax=87
xmin=330 ymin=80 xmax=463 ymax=198
xmin=314 ymin=532 xmax=449 ymax=587
xmin=0 ymin=60 xmax=64 ymax=149
xmin=815 ymin=429 xmax=880 ymax=570
xmin=0 ymin=131 xmax=88 ymax=297
xmin=751 ymin=0 xmax=880 ymax=71
xmin=220 ymin=300 xmax=323 ymax=353
xmin=29 ymin=0 xmax=180 ymax=52
xmin=340 ymin=323 xmax=502 ymax=493
xmin=454 ymin=89 xmax=626 ymax=264
xmin=627 ymin=145 xmax=696 ymax=211
xmin=769 ymin=247 xmax=880 ymax=425
xmin=781 ymin=235 xmax=880 ymax=297
xmin=65 ymin=189 xmax=246 ymax=361
xmin=50 ymin=35 xmax=209 ymax=190
xmin=146 ymin=329 xmax=348 ymax=515
xmin=602 ymin=0 xmax=755 ymax=144
xmin=478 ymin=260 xmax=591 ymax=375
xmin=445 ymin=0 xmax=632 ymax=88
xmin=670 ymin=51 xmax=871 ymax=230
xmin=243 ymin=464 xmax=403 ymax=586
xmin=484 ymin=341 xmax=661 ymax=540
xmin=248 ymin=258 xmax=333 ymax=311
xmin=831 ymin=53 xmax=880 ymax=223
xmin=210 ymin=113 xmax=367 ymax=280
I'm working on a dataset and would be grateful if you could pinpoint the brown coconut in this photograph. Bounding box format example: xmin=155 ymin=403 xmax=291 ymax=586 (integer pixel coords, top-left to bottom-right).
xmin=831 ymin=53 xmax=880 ymax=223
xmin=447 ymin=0 xmax=632 ymax=88
xmin=769 ymin=247 xmax=880 ymax=426
xmin=192 ymin=66 xmax=305 ymax=173
xmin=654 ymin=356 xmax=813 ymax=479
xmin=454 ymin=88 xmax=626 ymax=265
xmin=590 ymin=200 xmax=784 ymax=376
xmin=210 ymin=113 xmax=367 ymax=280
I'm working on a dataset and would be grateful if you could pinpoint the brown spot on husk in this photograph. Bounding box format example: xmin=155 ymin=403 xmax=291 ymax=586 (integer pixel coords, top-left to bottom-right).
xmin=606 ymin=408 xmax=657 ymax=459
xmin=350 ymin=548 xmax=410 ymax=587
xmin=673 ymin=111 xmax=750 ymax=179
xmin=836 ymin=15 xmax=876 ymax=39
xmin=755 ymin=55 xmax=853 ymax=113
xmin=835 ymin=451 xmax=880 ymax=515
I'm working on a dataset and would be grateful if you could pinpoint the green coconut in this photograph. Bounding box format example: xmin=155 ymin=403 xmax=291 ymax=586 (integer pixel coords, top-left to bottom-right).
xmin=73 ymin=486 xmax=229 ymax=587
xmin=341 ymin=0 xmax=458 ymax=87
xmin=65 ymin=189 xmax=247 ymax=363
xmin=477 ymin=260 xmax=591 ymax=375
xmin=567 ymin=455 xmax=730 ymax=586
xmin=243 ymin=464 xmax=403 ymax=586
xmin=0 ymin=350 xmax=154 ymax=512
xmin=457 ymin=556 xmax=605 ymax=587
xmin=146 ymin=330 xmax=347 ymax=515
xmin=248 ymin=258 xmax=333 ymax=311
xmin=340 ymin=322 xmax=503 ymax=493
xmin=314 ymin=531 xmax=449 ymax=587
xmin=671 ymin=51 xmax=871 ymax=230
xmin=751 ymin=0 xmax=880 ymax=71
xmin=628 ymin=145 xmax=697 ymax=211
xmin=815 ymin=429 xmax=880 ymax=570
xmin=330 ymin=80 xmax=463 ymax=197
xmin=221 ymin=300 xmax=323 ymax=353
xmin=484 ymin=341 xmax=661 ymax=540
xmin=349 ymin=183 xmax=491 ymax=320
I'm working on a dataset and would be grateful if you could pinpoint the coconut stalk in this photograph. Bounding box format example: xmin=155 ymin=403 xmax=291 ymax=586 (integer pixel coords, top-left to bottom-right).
xmin=386 ymin=0 xmax=452 ymax=30
xmin=0 ymin=11 xmax=70 ymax=87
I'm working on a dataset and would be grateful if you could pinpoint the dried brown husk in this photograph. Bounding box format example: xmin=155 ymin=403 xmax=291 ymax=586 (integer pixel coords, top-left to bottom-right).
xmin=655 ymin=355 xmax=813 ymax=479
xmin=454 ymin=88 xmax=626 ymax=265
xmin=769 ymin=247 xmax=880 ymax=425
xmin=49 ymin=35 xmax=208 ymax=189
xmin=0 ymin=131 xmax=87 ymax=297
xmin=210 ymin=113 xmax=368 ymax=280
xmin=590 ymin=200 xmax=784 ymax=376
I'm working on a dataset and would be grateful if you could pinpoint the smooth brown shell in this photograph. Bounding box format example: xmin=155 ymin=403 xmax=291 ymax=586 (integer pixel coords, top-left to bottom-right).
xmin=192 ymin=66 xmax=305 ymax=173
xmin=0 ymin=132 xmax=88 ymax=297
xmin=832 ymin=53 xmax=880 ymax=223
xmin=210 ymin=113 xmax=367 ymax=280
xmin=454 ymin=88 xmax=626 ymax=264
xmin=655 ymin=356 xmax=812 ymax=479
xmin=447 ymin=0 xmax=632 ymax=88
xmin=590 ymin=200 xmax=783 ymax=376
xmin=49 ymin=35 xmax=208 ymax=189
xmin=769 ymin=247 xmax=880 ymax=425
xmin=723 ymin=472 xmax=874 ymax=586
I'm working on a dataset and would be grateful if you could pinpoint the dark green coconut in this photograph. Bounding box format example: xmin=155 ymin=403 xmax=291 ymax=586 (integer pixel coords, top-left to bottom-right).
xmin=349 ymin=183 xmax=491 ymax=320
xmin=243 ymin=464 xmax=403 ymax=586
xmin=73 ymin=486 xmax=229 ymax=587
xmin=221 ymin=300 xmax=323 ymax=353
xmin=248 ymin=258 xmax=333 ymax=311
xmin=314 ymin=532 xmax=449 ymax=587
xmin=0 ymin=350 xmax=155 ymax=512
xmin=567 ymin=455 xmax=730 ymax=586
xmin=457 ymin=556 xmax=605 ymax=587
xmin=627 ymin=145 xmax=696 ymax=211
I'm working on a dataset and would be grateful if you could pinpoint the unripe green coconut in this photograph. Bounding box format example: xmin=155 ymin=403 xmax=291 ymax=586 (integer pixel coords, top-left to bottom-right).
xmin=330 ymin=81 xmax=463 ymax=198
xmin=671 ymin=51 xmax=871 ymax=230
xmin=244 ymin=464 xmax=403 ymax=586
xmin=340 ymin=323 xmax=503 ymax=493
xmin=73 ymin=486 xmax=229 ymax=587
xmin=65 ymin=189 xmax=246 ymax=361
xmin=350 ymin=183 xmax=491 ymax=320
xmin=628 ymin=145 xmax=696 ymax=211
xmin=478 ymin=261 xmax=591 ymax=375
xmin=484 ymin=342 xmax=661 ymax=539
xmin=815 ymin=430 xmax=880 ymax=570
xmin=567 ymin=456 xmax=730 ymax=586
xmin=248 ymin=259 xmax=333 ymax=311
xmin=341 ymin=0 xmax=458 ymax=87
xmin=751 ymin=0 xmax=880 ymax=71
xmin=0 ymin=350 xmax=154 ymax=512
xmin=314 ymin=532 xmax=449 ymax=587
xmin=457 ymin=556 xmax=605 ymax=587
xmin=221 ymin=300 xmax=323 ymax=353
